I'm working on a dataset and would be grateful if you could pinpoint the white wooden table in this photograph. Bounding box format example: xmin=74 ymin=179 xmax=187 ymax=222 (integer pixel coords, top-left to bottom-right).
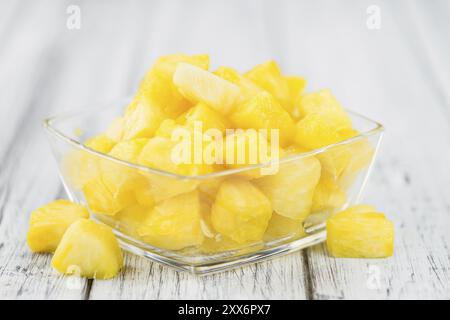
xmin=1 ymin=0 xmax=449 ymax=300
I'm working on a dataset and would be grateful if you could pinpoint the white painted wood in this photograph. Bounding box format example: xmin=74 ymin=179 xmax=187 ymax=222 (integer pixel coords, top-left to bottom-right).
xmin=0 ymin=0 xmax=449 ymax=299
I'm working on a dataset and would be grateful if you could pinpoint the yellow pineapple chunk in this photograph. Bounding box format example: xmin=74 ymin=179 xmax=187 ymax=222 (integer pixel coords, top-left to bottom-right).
xmin=155 ymin=119 xmax=184 ymax=138
xmin=105 ymin=117 xmax=124 ymax=143
xmin=121 ymin=96 xmax=165 ymax=140
xmin=115 ymin=204 xmax=152 ymax=237
xmin=85 ymin=134 xmax=115 ymax=153
xmin=173 ymin=63 xmax=240 ymax=115
xmin=296 ymin=90 xmax=351 ymax=127
xmin=326 ymin=206 xmax=394 ymax=258
xmin=138 ymin=191 xmax=204 ymax=250
xmin=211 ymin=179 xmax=272 ymax=244
xmin=214 ymin=66 xmax=261 ymax=103
xmin=138 ymin=54 xmax=209 ymax=118
xmin=229 ymin=91 xmax=296 ymax=147
xmin=264 ymin=213 xmax=305 ymax=241
xmin=286 ymin=76 xmax=306 ymax=118
xmin=52 ymin=219 xmax=123 ymax=279
xmin=181 ymin=102 xmax=231 ymax=133
xmin=311 ymin=173 xmax=347 ymax=213
xmin=254 ymin=155 xmax=321 ymax=221
xmin=338 ymin=138 xmax=374 ymax=189
xmin=27 ymin=200 xmax=89 ymax=253
xmin=245 ymin=60 xmax=292 ymax=112
xmin=295 ymin=112 xmax=356 ymax=150
xmin=108 ymin=138 xmax=148 ymax=164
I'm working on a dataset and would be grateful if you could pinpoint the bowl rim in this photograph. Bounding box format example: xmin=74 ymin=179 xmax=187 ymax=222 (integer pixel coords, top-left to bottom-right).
xmin=42 ymin=96 xmax=384 ymax=180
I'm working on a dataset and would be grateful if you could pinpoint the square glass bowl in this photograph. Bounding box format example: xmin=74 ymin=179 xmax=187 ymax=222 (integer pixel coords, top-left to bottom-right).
xmin=43 ymin=97 xmax=384 ymax=274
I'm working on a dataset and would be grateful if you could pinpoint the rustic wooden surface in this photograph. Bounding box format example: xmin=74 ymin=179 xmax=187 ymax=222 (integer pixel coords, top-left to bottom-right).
xmin=0 ymin=0 xmax=449 ymax=300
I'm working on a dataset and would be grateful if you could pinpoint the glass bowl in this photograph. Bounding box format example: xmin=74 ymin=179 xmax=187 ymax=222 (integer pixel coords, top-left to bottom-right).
xmin=43 ymin=97 xmax=384 ymax=275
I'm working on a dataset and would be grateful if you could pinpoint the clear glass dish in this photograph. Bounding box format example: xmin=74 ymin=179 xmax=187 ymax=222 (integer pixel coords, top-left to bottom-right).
xmin=43 ymin=97 xmax=384 ymax=275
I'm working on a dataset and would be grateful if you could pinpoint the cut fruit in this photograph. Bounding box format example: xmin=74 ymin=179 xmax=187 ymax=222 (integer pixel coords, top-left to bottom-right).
xmin=286 ymin=75 xmax=307 ymax=118
xmin=245 ymin=60 xmax=292 ymax=112
xmin=326 ymin=206 xmax=394 ymax=258
xmin=214 ymin=66 xmax=261 ymax=103
xmin=264 ymin=213 xmax=305 ymax=241
xmin=295 ymin=89 xmax=352 ymax=127
xmin=211 ymin=179 xmax=272 ymax=244
xmin=137 ymin=54 xmax=209 ymax=118
xmin=108 ymin=138 xmax=148 ymax=163
xmin=122 ymin=96 xmax=165 ymax=140
xmin=294 ymin=112 xmax=356 ymax=150
xmin=138 ymin=191 xmax=204 ymax=250
xmin=181 ymin=102 xmax=230 ymax=133
xmin=173 ymin=63 xmax=240 ymax=115
xmin=105 ymin=117 xmax=124 ymax=143
xmin=115 ymin=204 xmax=152 ymax=237
xmin=27 ymin=200 xmax=89 ymax=253
xmin=254 ymin=155 xmax=321 ymax=221
xmin=229 ymin=91 xmax=296 ymax=147
xmin=311 ymin=173 xmax=347 ymax=213
xmin=85 ymin=134 xmax=116 ymax=153
xmin=52 ymin=219 xmax=123 ymax=279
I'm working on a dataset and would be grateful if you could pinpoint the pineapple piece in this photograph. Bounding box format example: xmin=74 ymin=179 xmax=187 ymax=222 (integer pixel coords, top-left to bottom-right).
xmin=211 ymin=179 xmax=272 ymax=244
xmin=223 ymin=130 xmax=278 ymax=179
xmin=27 ymin=200 xmax=89 ymax=253
xmin=173 ymin=63 xmax=240 ymax=115
xmin=245 ymin=60 xmax=292 ymax=112
xmin=286 ymin=76 xmax=307 ymax=119
xmin=121 ymin=96 xmax=165 ymax=140
xmin=316 ymin=144 xmax=353 ymax=180
xmin=294 ymin=112 xmax=356 ymax=150
xmin=62 ymin=149 xmax=100 ymax=189
xmin=138 ymin=137 xmax=214 ymax=201
xmin=326 ymin=206 xmax=394 ymax=258
xmin=254 ymin=155 xmax=321 ymax=221
xmin=134 ymin=182 xmax=156 ymax=207
xmin=214 ymin=66 xmax=261 ymax=103
xmin=52 ymin=219 xmax=123 ymax=279
xmin=82 ymin=138 xmax=148 ymax=215
xmin=311 ymin=173 xmax=347 ymax=213
xmin=181 ymin=102 xmax=231 ymax=133
xmin=295 ymin=89 xmax=351 ymax=127
xmin=338 ymin=138 xmax=374 ymax=189
xmin=138 ymin=53 xmax=210 ymax=118
xmin=155 ymin=119 xmax=184 ymax=138
xmin=229 ymin=91 xmax=296 ymax=147
xmin=115 ymin=204 xmax=152 ymax=237
xmin=264 ymin=213 xmax=305 ymax=241
xmin=105 ymin=117 xmax=124 ymax=143
xmin=138 ymin=191 xmax=204 ymax=250
xmin=85 ymin=134 xmax=116 ymax=153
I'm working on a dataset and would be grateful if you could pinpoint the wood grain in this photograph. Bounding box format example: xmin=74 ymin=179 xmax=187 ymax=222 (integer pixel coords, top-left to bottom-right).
xmin=0 ymin=0 xmax=449 ymax=299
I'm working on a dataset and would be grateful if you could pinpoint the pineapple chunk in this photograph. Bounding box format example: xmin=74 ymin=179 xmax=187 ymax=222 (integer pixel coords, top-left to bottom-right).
xmin=311 ymin=173 xmax=347 ymax=213
xmin=286 ymin=76 xmax=306 ymax=118
xmin=173 ymin=63 xmax=240 ymax=115
xmin=338 ymin=138 xmax=374 ymax=189
xmin=105 ymin=117 xmax=124 ymax=143
xmin=108 ymin=138 xmax=148 ymax=164
xmin=211 ymin=179 xmax=272 ymax=244
xmin=264 ymin=213 xmax=305 ymax=241
xmin=138 ymin=54 xmax=209 ymax=118
xmin=214 ymin=66 xmax=261 ymax=103
xmin=295 ymin=112 xmax=356 ymax=150
xmin=82 ymin=139 xmax=148 ymax=215
xmin=52 ymin=219 xmax=123 ymax=279
xmin=138 ymin=137 xmax=215 ymax=201
xmin=223 ymin=130 xmax=278 ymax=179
xmin=155 ymin=119 xmax=184 ymax=138
xmin=138 ymin=191 xmax=204 ymax=250
xmin=245 ymin=60 xmax=292 ymax=112
xmin=27 ymin=200 xmax=89 ymax=253
xmin=181 ymin=102 xmax=230 ymax=133
xmin=229 ymin=91 xmax=296 ymax=147
xmin=85 ymin=134 xmax=115 ymax=153
xmin=326 ymin=206 xmax=394 ymax=258
xmin=296 ymin=90 xmax=351 ymax=127
xmin=121 ymin=96 xmax=165 ymax=140
xmin=254 ymin=155 xmax=321 ymax=221
xmin=115 ymin=204 xmax=152 ymax=237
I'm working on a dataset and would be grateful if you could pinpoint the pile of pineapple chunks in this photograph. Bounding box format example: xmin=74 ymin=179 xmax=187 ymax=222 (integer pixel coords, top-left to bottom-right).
xmin=27 ymin=54 xmax=394 ymax=279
